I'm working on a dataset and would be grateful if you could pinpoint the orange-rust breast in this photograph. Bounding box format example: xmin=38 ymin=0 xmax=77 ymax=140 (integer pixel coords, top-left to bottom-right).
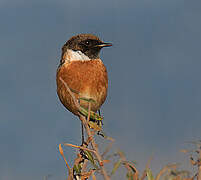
xmin=56 ymin=59 xmax=108 ymax=116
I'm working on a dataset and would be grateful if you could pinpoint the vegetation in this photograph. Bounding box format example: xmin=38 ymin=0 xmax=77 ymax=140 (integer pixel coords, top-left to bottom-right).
xmin=58 ymin=77 xmax=201 ymax=180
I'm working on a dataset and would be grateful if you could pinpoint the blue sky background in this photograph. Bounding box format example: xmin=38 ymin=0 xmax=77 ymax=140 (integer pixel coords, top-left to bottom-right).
xmin=1 ymin=0 xmax=201 ymax=179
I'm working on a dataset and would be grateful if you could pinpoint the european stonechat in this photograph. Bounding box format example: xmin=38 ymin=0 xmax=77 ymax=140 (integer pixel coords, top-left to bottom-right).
xmin=56 ymin=34 xmax=112 ymax=118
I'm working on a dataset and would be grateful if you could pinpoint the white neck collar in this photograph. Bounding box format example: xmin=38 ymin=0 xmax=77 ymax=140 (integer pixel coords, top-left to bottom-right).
xmin=66 ymin=49 xmax=90 ymax=62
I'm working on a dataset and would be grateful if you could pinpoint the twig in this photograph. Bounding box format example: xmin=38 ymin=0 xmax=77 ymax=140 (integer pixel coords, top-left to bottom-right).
xmin=102 ymin=137 xmax=115 ymax=158
xmin=87 ymin=102 xmax=91 ymax=123
xmin=91 ymin=170 xmax=97 ymax=180
xmin=118 ymin=151 xmax=139 ymax=180
xmin=80 ymin=115 xmax=110 ymax=180
xmin=79 ymin=132 xmax=96 ymax=174
xmin=58 ymin=144 xmax=73 ymax=179
xmin=59 ymin=77 xmax=80 ymax=109
xmin=155 ymin=164 xmax=178 ymax=180
xmin=59 ymin=77 xmax=110 ymax=180
xmin=64 ymin=143 xmax=96 ymax=153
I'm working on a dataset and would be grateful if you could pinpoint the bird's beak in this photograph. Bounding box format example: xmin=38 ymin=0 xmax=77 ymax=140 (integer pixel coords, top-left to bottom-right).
xmin=96 ymin=42 xmax=112 ymax=48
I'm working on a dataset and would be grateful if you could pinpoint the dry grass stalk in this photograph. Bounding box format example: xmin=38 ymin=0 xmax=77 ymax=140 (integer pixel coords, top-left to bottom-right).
xmin=79 ymin=115 xmax=110 ymax=180
xmin=117 ymin=151 xmax=139 ymax=180
xmin=140 ymin=156 xmax=153 ymax=180
xmin=58 ymin=144 xmax=73 ymax=179
xmin=64 ymin=143 xmax=96 ymax=153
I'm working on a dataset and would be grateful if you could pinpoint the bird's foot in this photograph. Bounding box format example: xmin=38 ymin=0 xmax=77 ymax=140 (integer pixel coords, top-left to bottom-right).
xmin=79 ymin=106 xmax=103 ymax=131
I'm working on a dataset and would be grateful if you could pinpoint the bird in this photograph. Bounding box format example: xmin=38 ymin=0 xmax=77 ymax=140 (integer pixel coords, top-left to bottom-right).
xmin=56 ymin=34 xmax=112 ymax=119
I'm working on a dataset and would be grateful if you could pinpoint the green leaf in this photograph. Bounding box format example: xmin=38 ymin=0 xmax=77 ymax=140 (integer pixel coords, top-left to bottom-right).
xmin=111 ymin=159 xmax=121 ymax=175
xmin=88 ymin=121 xmax=102 ymax=131
xmin=84 ymin=150 xmax=98 ymax=169
xmin=73 ymin=165 xmax=81 ymax=174
xmin=84 ymin=150 xmax=94 ymax=164
xmin=146 ymin=168 xmax=154 ymax=180
xmin=128 ymin=164 xmax=136 ymax=173
xmin=79 ymin=106 xmax=103 ymax=121
xmin=79 ymin=97 xmax=96 ymax=104
xmin=126 ymin=172 xmax=134 ymax=180
xmin=121 ymin=161 xmax=136 ymax=173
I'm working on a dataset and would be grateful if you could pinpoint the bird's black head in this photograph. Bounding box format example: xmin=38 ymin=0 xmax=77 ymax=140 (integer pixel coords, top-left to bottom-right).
xmin=62 ymin=34 xmax=112 ymax=59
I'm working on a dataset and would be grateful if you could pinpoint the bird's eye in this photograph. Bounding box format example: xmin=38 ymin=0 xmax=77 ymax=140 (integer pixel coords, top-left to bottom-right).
xmin=85 ymin=41 xmax=89 ymax=45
